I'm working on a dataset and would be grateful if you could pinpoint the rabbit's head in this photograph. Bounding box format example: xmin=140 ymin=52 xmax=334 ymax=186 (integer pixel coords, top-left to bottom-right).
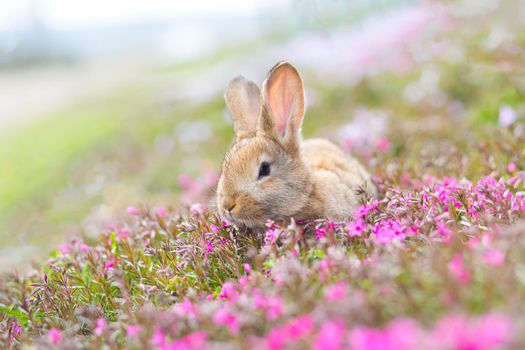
xmin=217 ymin=62 xmax=312 ymax=228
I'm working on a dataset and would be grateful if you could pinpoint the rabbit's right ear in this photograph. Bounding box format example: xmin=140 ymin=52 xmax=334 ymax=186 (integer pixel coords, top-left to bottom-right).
xmin=224 ymin=75 xmax=260 ymax=139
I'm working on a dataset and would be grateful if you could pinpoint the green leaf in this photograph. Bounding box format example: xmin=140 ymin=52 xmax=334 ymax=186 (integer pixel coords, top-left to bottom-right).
xmin=0 ymin=304 xmax=29 ymax=328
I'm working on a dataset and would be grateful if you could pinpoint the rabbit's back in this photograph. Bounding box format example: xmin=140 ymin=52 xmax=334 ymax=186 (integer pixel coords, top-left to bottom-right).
xmin=300 ymin=138 xmax=376 ymax=217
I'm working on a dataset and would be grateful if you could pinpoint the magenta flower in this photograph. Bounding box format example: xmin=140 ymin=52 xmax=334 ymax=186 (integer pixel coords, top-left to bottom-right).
xmin=347 ymin=220 xmax=365 ymax=237
xmin=314 ymin=320 xmax=345 ymax=350
xmin=373 ymin=219 xmax=402 ymax=244
xmin=266 ymin=328 xmax=287 ymax=350
xmin=152 ymin=328 xmax=166 ymax=347
xmin=177 ymin=173 xmax=195 ymax=189
xmin=203 ymin=239 xmax=214 ymax=258
xmin=243 ymin=263 xmax=252 ymax=274
xmin=350 ymin=319 xmax=421 ymax=350
xmin=218 ymin=282 xmax=239 ymax=301
xmin=48 ymin=328 xmax=62 ymax=344
xmin=376 ymin=137 xmax=391 ymax=152
xmin=315 ymin=227 xmax=327 ymax=239
xmin=94 ymin=318 xmax=106 ymax=336
xmin=155 ymin=206 xmax=167 ymax=218
xmin=174 ymin=299 xmax=197 ymax=317
xmin=435 ymin=221 xmax=452 ymax=242
xmin=483 ymin=249 xmax=505 ymax=266
xmin=325 ymin=282 xmax=348 ymax=301
xmin=104 ymin=257 xmax=120 ymax=273
xmin=210 ymin=224 xmax=221 ymax=233
xmin=180 ymin=331 xmax=208 ymax=348
xmin=431 ymin=313 xmax=513 ymax=350
xmin=11 ymin=322 xmax=21 ymax=341
xmin=127 ymin=206 xmax=139 ymax=215
xmin=117 ymin=228 xmax=129 ymax=240
xmin=58 ymin=243 xmax=70 ymax=254
xmin=265 ymin=228 xmax=281 ymax=245
xmin=286 ymin=315 xmax=315 ymax=340
xmin=126 ymin=325 xmax=141 ymax=337
xmin=448 ymin=254 xmax=471 ymax=284
xmin=213 ymin=305 xmax=240 ymax=335
xmin=266 ymin=296 xmax=284 ymax=321
xmin=190 ymin=203 xmax=204 ymax=215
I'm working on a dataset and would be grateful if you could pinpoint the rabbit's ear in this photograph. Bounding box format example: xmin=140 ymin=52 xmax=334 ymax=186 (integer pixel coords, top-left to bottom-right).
xmin=225 ymin=76 xmax=260 ymax=138
xmin=260 ymin=61 xmax=305 ymax=143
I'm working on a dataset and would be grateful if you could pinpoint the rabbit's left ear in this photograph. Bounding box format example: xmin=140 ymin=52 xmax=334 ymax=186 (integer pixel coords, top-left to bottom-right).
xmin=260 ymin=61 xmax=305 ymax=143
xmin=225 ymin=75 xmax=261 ymax=139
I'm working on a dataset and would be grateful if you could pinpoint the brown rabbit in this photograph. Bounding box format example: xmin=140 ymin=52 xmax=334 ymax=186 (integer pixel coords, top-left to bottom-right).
xmin=217 ymin=61 xmax=377 ymax=230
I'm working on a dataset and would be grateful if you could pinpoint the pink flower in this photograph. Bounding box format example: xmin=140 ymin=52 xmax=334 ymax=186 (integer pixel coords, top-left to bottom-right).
xmin=435 ymin=221 xmax=452 ymax=243
xmin=48 ymin=328 xmax=62 ymax=344
xmin=177 ymin=174 xmax=195 ymax=189
xmin=117 ymin=228 xmax=129 ymax=240
xmin=210 ymin=224 xmax=221 ymax=233
xmin=152 ymin=328 xmax=166 ymax=347
xmin=266 ymin=328 xmax=287 ymax=350
xmin=286 ymin=315 xmax=314 ymax=339
xmin=483 ymin=249 xmax=505 ymax=266
xmin=265 ymin=228 xmax=281 ymax=245
xmin=431 ymin=313 xmax=513 ymax=350
xmin=94 ymin=318 xmax=106 ymax=336
xmin=319 ymin=259 xmax=334 ymax=271
xmin=203 ymin=239 xmax=214 ymax=257
xmin=104 ymin=257 xmax=120 ymax=273
xmin=376 ymin=137 xmax=391 ymax=152
xmin=11 ymin=322 xmax=21 ymax=341
xmin=243 ymin=263 xmax=252 ymax=274
xmin=315 ymin=227 xmax=327 ymax=239
xmin=350 ymin=319 xmax=421 ymax=350
xmin=190 ymin=203 xmax=204 ymax=215
xmin=218 ymin=282 xmax=239 ymax=301
xmin=266 ymin=296 xmax=284 ymax=321
xmin=354 ymin=203 xmax=377 ymax=218
xmin=325 ymin=282 xmax=348 ymax=301
xmin=342 ymin=138 xmax=354 ymax=151
xmin=314 ymin=320 xmax=345 ymax=350
xmin=156 ymin=206 xmax=167 ymax=218
xmin=174 ymin=299 xmax=197 ymax=317
xmin=448 ymin=254 xmax=471 ymax=284
xmin=58 ymin=243 xmax=70 ymax=254
xmin=126 ymin=325 xmax=141 ymax=337
xmin=265 ymin=219 xmax=276 ymax=228
xmin=347 ymin=220 xmax=365 ymax=237
xmin=180 ymin=331 xmax=208 ymax=348
xmin=127 ymin=206 xmax=139 ymax=215
xmin=80 ymin=243 xmax=90 ymax=253
xmin=507 ymin=162 xmax=517 ymax=173
xmin=213 ymin=305 xmax=240 ymax=335
xmin=265 ymin=315 xmax=314 ymax=350
xmin=373 ymin=219 xmax=405 ymax=244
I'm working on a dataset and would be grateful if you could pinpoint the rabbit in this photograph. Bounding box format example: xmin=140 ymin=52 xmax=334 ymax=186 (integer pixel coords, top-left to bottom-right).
xmin=217 ymin=61 xmax=377 ymax=230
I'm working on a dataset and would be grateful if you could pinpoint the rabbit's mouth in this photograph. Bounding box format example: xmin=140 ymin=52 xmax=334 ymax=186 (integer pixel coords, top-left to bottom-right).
xmin=222 ymin=210 xmax=265 ymax=228
xmin=223 ymin=211 xmax=237 ymax=222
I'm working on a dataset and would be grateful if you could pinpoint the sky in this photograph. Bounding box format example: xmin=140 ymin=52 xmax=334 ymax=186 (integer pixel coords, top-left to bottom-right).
xmin=0 ymin=0 xmax=283 ymax=32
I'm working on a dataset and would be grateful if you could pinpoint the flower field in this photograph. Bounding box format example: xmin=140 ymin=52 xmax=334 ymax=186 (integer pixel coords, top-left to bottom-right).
xmin=1 ymin=2 xmax=525 ymax=349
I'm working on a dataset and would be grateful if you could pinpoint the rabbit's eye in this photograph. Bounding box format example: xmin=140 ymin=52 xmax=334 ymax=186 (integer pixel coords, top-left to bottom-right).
xmin=258 ymin=161 xmax=271 ymax=179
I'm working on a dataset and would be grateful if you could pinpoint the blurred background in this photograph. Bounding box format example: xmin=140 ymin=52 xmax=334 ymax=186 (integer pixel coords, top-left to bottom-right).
xmin=1 ymin=0 xmax=524 ymax=270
